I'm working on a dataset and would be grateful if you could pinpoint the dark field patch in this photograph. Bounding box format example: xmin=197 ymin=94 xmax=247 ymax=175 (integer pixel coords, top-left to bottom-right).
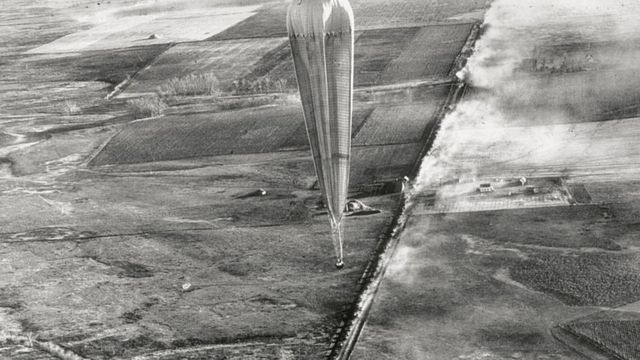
xmin=432 ymin=205 xmax=623 ymax=250
xmin=380 ymin=23 xmax=475 ymax=82
xmin=241 ymin=27 xmax=420 ymax=89
xmin=353 ymin=102 xmax=440 ymax=146
xmin=90 ymin=105 xmax=303 ymax=166
xmin=501 ymin=69 xmax=640 ymax=124
xmin=351 ymin=143 xmax=421 ymax=185
xmin=353 ymin=0 xmax=486 ymax=28
xmin=568 ymin=184 xmax=592 ymax=204
xmin=209 ymin=3 xmax=289 ymax=41
xmin=111 ymin=261 xmax=154 ymax=278
xmin=242 ymin=41 xmax=291 ymax=80
xmin=510 ymin=251 xmax=640 ymax=307
xmin=246 ymin=25 xmax=465 ymax=89
xmin=22 ymin=44 xmax=171 ymax=86
xmin=280 ymin=105 xmax=375 ymax=150
xmin=353 ymin=27 xmax=421 ymax=87
xmin=562 ymin=319 xmax=640 ymax=360
xmin=122 ymin=38 xmax=287 ymax=95
xmin=210 ymin=0 xmax=486 ymax=40
xmin=523 ymin=39 xmax=640 ymax=75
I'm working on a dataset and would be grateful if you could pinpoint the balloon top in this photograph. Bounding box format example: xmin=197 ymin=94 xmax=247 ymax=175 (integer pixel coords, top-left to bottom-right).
xmin=287 ymin=0 xmax=354 ymax=37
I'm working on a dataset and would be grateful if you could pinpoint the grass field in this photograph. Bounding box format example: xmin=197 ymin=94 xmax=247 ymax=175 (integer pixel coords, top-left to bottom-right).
xmin=561 ymin=314 xmax=640 ymax=360
xmin=24 ymin=44 xmax=171 ymax=86
xmin=0 ymin=44 xmax=170 ymax=119
xmin=211 ymin=0 xmax=486 ymax=40
xmin=353 ymin=0 xmax=486 ymax=29
xmin=29 ymin=5 xmax=262 ymax=53
xmin=210 ymin=3 xmax=289 ymax=41
xmin=251 ymin=41 xmax=298 ymax=91
xmin=380 ymin=23 xmax=474 ymax=82
xmin=122 ymin=38 xmax=287 ymax=95
xmin=353 ymin=27 xmax=421 ymax=87
xmin=90 ymin=105 xmax=303 ymax=165
xmin=91 ymin=102 xmax=425 ymax=187
xmin=248 ymin=24 xmax=468 ymax=90
xmin=427 ymin=204 xmax=623 ymax=250
xmin=353 ymin=102 xmax=440 ymax=146
xmin=510 ymin=251 xmax=640 ymax=307
xmin=350 ymin=143 xmax=422 ymax=185
xmin=280 ymin=105 xmax=375 ymax=150
xmin=0 ymin=1 xmax=87 ymax=55
xmin=124 ymin=22 xmax=471 ymax=97
xmin=524 ymin=39 xmax=640 ymax=74
xmin=502 ymin=69 xmax=640 ymax=124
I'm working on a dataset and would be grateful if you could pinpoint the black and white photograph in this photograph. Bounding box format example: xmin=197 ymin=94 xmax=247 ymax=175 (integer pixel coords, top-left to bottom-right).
xmin=2 ymin=0 xmax=640 ymax=359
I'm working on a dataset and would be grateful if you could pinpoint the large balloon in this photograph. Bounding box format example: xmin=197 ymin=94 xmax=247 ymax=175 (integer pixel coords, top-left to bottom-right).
xmin=287 ymin=0 xmax=354 ymax=268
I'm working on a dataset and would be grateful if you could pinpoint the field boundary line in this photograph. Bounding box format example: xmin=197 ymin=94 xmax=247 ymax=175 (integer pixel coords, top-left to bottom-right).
xmin=210 ymin=21 xmax=479 ymax=41
xmin=327 ymin=21 xmax=483 ymax=360
xmin=0 ymin=331 xmax=88 ymax=360
xmin=327 ymin=195 xmax=408 ymax=360
xmin=107 ymin=42 xmax=176 ymax=100
xmin=355 ymin=78 xmax=452 ymax=93
xmin=550 ymin=327 xmax=613 ymax=360
xmin=131 ymin=340 xmax=287 ymax=360
xmin=411 ymin=22 xmax=481 ymax=176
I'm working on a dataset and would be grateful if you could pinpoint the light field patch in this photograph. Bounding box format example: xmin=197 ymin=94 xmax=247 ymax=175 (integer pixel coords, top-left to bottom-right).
xmin=428 ymin=116 xmax=640 ymax=180
xmin=121 ymin=37 xmax=287 ymax=96
xmin=27 ymin=5 xmax=261 ymax=53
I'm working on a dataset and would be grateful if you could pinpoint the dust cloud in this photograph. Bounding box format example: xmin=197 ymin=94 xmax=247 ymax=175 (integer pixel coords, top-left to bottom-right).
xmin=414 ymin=0 xmax=640 ymax=193
xmin=382 ymin=1 xmax=640 ymax=357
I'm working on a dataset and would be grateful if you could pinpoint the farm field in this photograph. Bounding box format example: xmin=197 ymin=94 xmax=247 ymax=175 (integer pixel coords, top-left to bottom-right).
xmin=0 ymin=0 xmax=484 ymax=358
xmin=0 ymin=44 xmax=169 ymax=126
xmin=89 ymin=100 xmax=433 ymax=186
xmin=352 ymin=27 xmax=422 ymax=87
xmin=560 ymin=311 xmax=640 ymax=360
xmin=281 ymin=106 xmax=376 ymax=150
xmin=350 ymin=143 xmax=423 ymax=186
xmin=256 ymin=23 xmax=473 ymax=89
xmin=353 ymin=197 xmax=640 ymax=359
xmin=123 ymin=22 xmax=474 ymax=97
xmin=122 ymin=38 xmax=287 ymax=96
xmin=352 ymin=212 xmax=588 ymax=360
xmin=351 ymin=1 xmax=640 ymax=358
xmin=379 ymin=23 xmax=474 ymax=83
xmin=0 ymin=159 xmax=402 ymax=359
xmin=415 ymin=115 xmax=640 ymax=182
xmin=493 ymin=69 xmax=640 ymax=125
xmin=27 ymin=5 xmax=262 ymax=53
xmin=211 ymin=0 xmax=486 ymax=40
xmin=89 ymin=105 xmax=303 ymax=165
xmin=353 ymin=102 xmax=440 ymax=146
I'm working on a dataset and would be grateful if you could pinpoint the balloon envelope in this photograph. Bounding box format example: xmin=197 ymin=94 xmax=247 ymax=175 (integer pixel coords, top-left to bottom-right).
xmin=287 ymin=0 xmax=354 ymax=267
